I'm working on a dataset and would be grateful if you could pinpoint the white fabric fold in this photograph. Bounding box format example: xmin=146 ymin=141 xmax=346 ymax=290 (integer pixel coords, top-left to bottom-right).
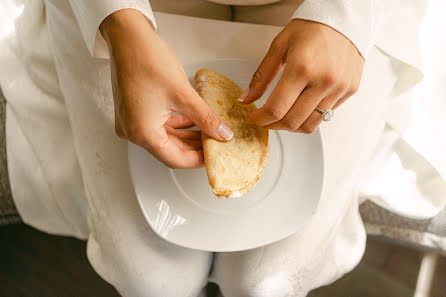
xmin=0 ymin=0 xmax=89 ymax=238
xmin=359 ymin=126 xmax=446 ymax=219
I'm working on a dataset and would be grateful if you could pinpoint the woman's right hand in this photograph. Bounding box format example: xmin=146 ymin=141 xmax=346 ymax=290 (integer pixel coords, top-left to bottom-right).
xmin=100 ymin=9 xmax=233 ymax=169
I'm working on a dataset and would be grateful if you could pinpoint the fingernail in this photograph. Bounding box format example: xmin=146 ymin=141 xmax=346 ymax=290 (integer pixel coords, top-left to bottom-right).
xmin=238 ymin=87 xmax=250 ymax=102
xmin=218 ymin=123 xmax=233 ymax=141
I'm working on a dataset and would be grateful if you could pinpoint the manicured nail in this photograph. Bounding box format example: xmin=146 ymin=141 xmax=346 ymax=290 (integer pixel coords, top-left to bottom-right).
xmin=238 ymin=87 xmax=250 ymax=102
xmin=218 ymin=123 xmax=233 ymax=141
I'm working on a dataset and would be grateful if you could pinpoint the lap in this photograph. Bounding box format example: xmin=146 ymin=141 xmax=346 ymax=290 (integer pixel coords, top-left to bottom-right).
xmin=43 ymin=2 xmax=398 ymax=296
xmin=86 ymin=218 xmax=213 ymax=297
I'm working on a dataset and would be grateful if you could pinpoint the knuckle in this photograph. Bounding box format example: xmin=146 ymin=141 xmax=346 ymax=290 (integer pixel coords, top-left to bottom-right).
xmin=296 ymin=62 xmax=311 ymax=78
xmin=201 ymin=109 xmax=218 ymax=129
xmin=290 ymin=47 xmax=311 ymax=63
xmin=283 ymin=63 xmax=307 ymax=81
xmin=251 ymin=69 xmax=263 ymax=85
xmin=264 ymin=105 xmax=286 ymax=121
xmin=283 ymin=120 xmax=300 ymax=131
xmin=337 ymin=80 xmax=349 ymax=91
xmin=322 ymin=71 xmax=338 ymax=86
xmin=301 ymin=122 xmax=317 ymax=134
xmin=270 ymin=35 xmax=285 ymax=51
xmin=344 ymin=83 xmax=360 ymax=98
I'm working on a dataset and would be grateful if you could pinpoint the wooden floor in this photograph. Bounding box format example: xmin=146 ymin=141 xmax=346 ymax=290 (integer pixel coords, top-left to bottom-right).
xmin=1 ymin=223 xmax=445 ymax=297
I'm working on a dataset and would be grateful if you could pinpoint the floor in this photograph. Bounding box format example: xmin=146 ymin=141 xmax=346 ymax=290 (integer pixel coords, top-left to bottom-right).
xmin=1 ymin=223 xmax=445 ymax=297
xmin=309 ymin=240 xmax=446 ymax=297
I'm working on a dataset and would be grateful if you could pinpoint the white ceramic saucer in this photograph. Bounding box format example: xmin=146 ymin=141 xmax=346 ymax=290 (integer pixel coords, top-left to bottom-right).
xmin=128 ymin=59 xmax=324 ymax=252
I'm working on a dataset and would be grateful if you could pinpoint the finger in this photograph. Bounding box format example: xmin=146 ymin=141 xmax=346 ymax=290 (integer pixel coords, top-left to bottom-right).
xmin=153 ymin=145 xmax=204 ymax=169
xmin=166 ymin=114 xmax=195 ymax=129
xmin=333 ymin=81 xmax=359 ymax=109
xmin=239 ymin=36 xmax=287 ymax=104
xmin=264 ymin=87 xmax=323 ymax=131
xmin=175 ymin=87 xmax=233 ymax=141
xmin=295 ymin=91 xmax=343 ymax=134
xmin=181 ymin=139 xmax=202 ymax=150
xmin=163 ymin=149 xmax=204 ymax=168
xmin=246 ymin=68 xmax=307 ymax=127
xmin=137 ymin=128 xmax=204 ymax=169
xmin=332 ymin=94 xmax=348 ymax=110
xmin=169 ymin=133 xmax=203 ymax=150
xmin=168 ymin=128 xmax=202 ymax=140
xmin=332 ymin=61 xmax=362 ymax=109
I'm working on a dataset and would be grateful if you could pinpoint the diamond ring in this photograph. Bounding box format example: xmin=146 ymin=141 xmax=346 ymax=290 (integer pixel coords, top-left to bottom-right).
xmin=315 ymin=107 xmax=334 ymax=122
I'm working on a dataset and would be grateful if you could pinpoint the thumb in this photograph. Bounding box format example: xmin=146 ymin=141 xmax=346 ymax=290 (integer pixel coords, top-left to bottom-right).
xmin=178 ymin=90 xmax=233 ymax=142
xmin=239 ymin=37 xmax=286 ymax=104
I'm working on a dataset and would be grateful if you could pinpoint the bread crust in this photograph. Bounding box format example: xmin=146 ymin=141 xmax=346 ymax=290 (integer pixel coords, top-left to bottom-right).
xmin=194 ymin=69 xmax=269 ymax=198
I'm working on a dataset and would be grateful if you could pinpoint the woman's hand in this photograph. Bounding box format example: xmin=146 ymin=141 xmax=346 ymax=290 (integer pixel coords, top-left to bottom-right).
xmin=100 ymin=9 xmax=232 ymax=168
xmin=239 ymin=19 xmax=364 ymax=133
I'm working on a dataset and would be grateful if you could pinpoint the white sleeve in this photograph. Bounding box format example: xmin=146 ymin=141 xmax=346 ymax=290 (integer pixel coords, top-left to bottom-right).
xmin=68 ymin=0 xmax=157 ymax=59
xmin=291 ymin=0 xmax=378 ymax=59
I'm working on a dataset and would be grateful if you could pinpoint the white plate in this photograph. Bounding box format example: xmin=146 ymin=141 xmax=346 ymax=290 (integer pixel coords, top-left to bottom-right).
xmin=128 ymin=59 xmax=324 ymax=252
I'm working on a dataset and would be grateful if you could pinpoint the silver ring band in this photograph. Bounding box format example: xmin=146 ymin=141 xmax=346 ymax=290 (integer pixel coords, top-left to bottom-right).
xmin=315 ymin=107 xmax=334 ymax=122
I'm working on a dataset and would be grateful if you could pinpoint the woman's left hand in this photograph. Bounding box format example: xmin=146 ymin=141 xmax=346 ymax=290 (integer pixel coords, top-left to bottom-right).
xmin=239 ymin=19 xmax=364 ymax=133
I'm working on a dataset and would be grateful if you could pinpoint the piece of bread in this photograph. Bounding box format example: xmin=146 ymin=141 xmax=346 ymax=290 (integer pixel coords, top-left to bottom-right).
xmin=194 ymin=69 xmax=269 ymax=198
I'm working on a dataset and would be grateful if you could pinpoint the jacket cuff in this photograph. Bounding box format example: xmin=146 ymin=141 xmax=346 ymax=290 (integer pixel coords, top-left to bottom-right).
xmin=69 ymin=0 xmax=157 ymax=59
xmin=291 ymin=0 xmax=375 ymax=59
